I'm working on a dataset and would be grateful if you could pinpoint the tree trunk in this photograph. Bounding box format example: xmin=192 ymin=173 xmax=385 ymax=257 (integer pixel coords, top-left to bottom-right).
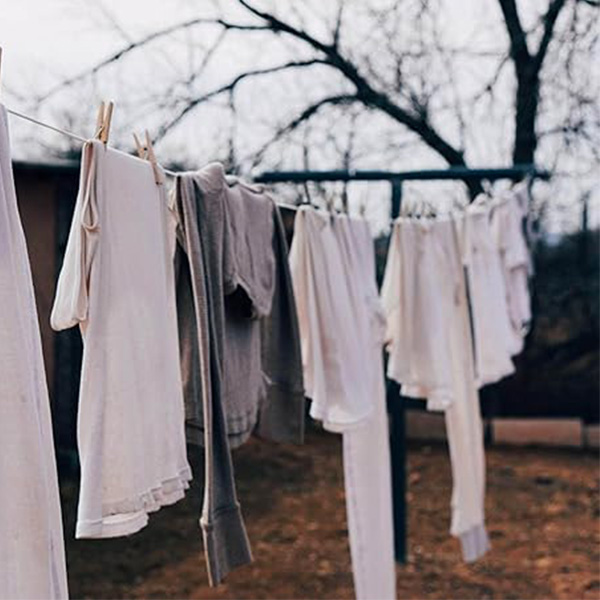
xmin=513 ymin=66 xmax=540 ymax=165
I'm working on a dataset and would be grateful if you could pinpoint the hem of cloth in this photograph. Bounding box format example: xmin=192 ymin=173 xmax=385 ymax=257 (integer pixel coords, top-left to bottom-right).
xmin=201 ymin=503 xmax=253 ymax=586
xmin=309 ymin=399 xmax=374 ymax=434
xmin=476 ymin=363 xmax=516 ymax=389
xmin=457 ymin=524 xmax=490 ymax=563
xmin=227 ymin=272 xmax=274 ymax=319
xmin=185 ymin=419 xmax=257 ymax=449
xmin=76 ymin=466 xmax=193 ymax=539
xmin=256 ymin=382 xmax=305 ymax=444
xmin=401 ymin=383 xmax=453 ymax=412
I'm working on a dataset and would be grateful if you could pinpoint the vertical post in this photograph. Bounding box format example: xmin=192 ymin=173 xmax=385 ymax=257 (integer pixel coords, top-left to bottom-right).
xmin=387 ymin=180 xmax=407 ymax=563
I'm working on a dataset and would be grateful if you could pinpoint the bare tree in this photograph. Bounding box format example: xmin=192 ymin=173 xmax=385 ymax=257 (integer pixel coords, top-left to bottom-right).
xmin=34 ymin=0 xmax=599 ymax=197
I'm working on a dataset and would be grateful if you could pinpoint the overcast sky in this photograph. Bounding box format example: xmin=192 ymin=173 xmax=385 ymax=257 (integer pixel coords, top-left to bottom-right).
xmin=1 ymin=0 xmax=598 ymax=234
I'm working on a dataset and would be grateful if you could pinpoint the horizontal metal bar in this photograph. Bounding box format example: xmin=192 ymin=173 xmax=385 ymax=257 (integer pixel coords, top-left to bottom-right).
xmin=254 ymin=165 xmax=550 ymax=184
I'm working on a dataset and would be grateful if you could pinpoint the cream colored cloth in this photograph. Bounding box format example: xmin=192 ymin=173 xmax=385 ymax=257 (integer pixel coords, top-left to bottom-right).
xmin=0 ymin=104 xmax=69 ymax=599
xmin=51 ymin=140 xmax=191 ymax=539
xmin=459 ymin=203 xmax=516 ymax=387
xmin=289 ymin=207 xmax=372 ymax=431
xmin=491 ymin=191 xmax=532 ymax=355
xmin=336 ymin=215 xmax=396 ymax=600
xmin=290 ymin=208 xmax=395 ymax=599
xmin=382 ymin=217 xmax=489 ymax=563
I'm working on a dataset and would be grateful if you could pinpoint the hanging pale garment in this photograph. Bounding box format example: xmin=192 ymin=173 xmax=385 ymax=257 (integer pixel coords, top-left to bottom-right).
xmin=490 ymin=191 xmax=532 ymax=356
xmin=459 ymin=203 xmax=516 ymax=387
xmin=335 ymin=215 xmax=396 ymax=600
xmin=290 ymin=207 xmax=395 ymax=600
xmin=289 ymin=207 xmax=372 ymax=432
xmin=0 ymin=104 xmax=69 ymax=599
xmin=382 ymin=217 xmax=490 ymax=563
xmin=51 ymin=140 xmax=191 ymax=540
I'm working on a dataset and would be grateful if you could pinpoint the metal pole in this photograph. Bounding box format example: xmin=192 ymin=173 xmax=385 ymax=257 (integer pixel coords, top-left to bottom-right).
xmin=253 ymin=165 xmax=550 ymax=184
xmin=387 ymin=180 xmax=407 ymax=563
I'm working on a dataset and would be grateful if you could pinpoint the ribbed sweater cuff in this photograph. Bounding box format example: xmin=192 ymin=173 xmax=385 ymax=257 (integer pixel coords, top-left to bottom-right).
xmin=201 ymin=504 xmax=253 ymax=586
xmin=459 ymin=523 xmax=490 ymax=563
xmin=256 ymin=383 xmax=305 ymax=444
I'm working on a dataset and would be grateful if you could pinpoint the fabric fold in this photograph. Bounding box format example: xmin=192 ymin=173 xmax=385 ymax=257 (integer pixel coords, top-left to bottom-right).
xmin=51 ymin=140 xmax=191 ymax=541
xmin=382 ymin=215 xmax=489 ymax=563
xmin=0 ymin=103 xmax=69 ymax=600
xmin=174 ymin=165 xmax=304 ymax=585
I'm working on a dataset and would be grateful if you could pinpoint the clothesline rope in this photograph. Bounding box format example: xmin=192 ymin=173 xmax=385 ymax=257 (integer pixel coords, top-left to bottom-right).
xmin=6 ymin=106 xmax=182 ymax=178
xmin=6 ymin=107 xmax=88 ymax=144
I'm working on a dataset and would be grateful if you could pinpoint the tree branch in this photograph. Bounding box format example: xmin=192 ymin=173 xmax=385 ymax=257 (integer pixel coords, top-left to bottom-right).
xmin=153 ymin=59 xmax=331 ymax=143
xmin=533 ymin=0 xmax=569 ymax=71
xmin=36 ymin=17 xmax=271 ymax=104
xmin=497 ymin=0 xmax=531 ymax=69
xmin=248 ymin=94 xmax=359 ymax=169
xmin=235 ymin=0 xmax=467 ymax=169
xmin=333 ymin=1 xmax=344 ymax=48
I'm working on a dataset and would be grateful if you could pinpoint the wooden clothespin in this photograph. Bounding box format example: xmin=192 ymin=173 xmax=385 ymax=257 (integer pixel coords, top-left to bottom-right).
xmin=135 ymin=130 xmax=164 ymax=186
xmin=133 ymin=132 xmax=146 ymax=159
xmin=95 ymin=101 xmax=114 ymax=144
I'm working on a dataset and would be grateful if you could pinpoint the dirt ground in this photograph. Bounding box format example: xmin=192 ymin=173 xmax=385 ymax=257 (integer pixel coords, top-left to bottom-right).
xmin=62 ymin=427 xmax=599 ymax=600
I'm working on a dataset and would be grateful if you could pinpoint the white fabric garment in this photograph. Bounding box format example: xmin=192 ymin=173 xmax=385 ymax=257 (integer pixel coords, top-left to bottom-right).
xmin=382 ymin=217 xmax=489 ymax=563
xmin=460 ymin=203 xmax=515 ymax=387
xmin=335 ymin=216 xmax=396 ymax=600
xmin=0 ymin=105 xmax=69 ymax=599
xmin=382 ymin=218 xmax=455 ymax=411
xmin=51 ymin=140 xmax=191 ymax=539
xmin=289 ymin=207 xmax=372 ymax=431
xmin=290 ymin=208 xmax=395 ymax=599
xmin=491 ymin=191 xmax=532 ymax=356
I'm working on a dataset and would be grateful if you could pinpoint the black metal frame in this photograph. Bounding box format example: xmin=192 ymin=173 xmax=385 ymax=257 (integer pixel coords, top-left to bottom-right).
xmin=254 ymin=164 xmax=550 ymax=564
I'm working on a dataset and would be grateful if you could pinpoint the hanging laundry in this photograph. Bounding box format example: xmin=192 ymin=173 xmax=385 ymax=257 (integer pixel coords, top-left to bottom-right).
xmin=290 ymin=206 xmax=396 ymax=600
xmin=289 ymin=207 xmax=372 ymax=431
xmin=257 ymin=200 xmax=306 ymax=442
xmin=0 ymin=104 xmax=68 ymax=600
xmin=459 ymin=202 xmax=516 ymax=387
xmin=51 ymin=140 xmax=191 ymax=539
xmin=173 ymin=163 xmax=304 ymax=585
xmin=383 ymin=218 xmax=456 ymax=411
xmin=490 ymin=189 xmax=532 ymax=355
xmin=382 ymin=216 xmax=490 ymax=563
xmin=335 ymin=215 xmax=396 ymax=600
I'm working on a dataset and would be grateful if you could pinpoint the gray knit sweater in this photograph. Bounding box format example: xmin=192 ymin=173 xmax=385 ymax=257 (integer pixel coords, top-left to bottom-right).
xmin=173 ymin=163 xmax=304 ymax=585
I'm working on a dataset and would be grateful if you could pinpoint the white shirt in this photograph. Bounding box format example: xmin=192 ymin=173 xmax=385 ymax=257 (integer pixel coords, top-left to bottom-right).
xmin=51 ymin=141 xmax=191 ymax=539
xmin=289 ymin=207 xmax=372 ymax=431
xmin=460 ymin=203 xmax=516 ymax=387
xmin=382 ymin=218 xmax=457 ymax=410
xmin=382 ymin=216 xmax=489 ymax=563
xmin=491 ymin=192 xmax=532 ymax=355
xmin=0 ymin=105 xmax=69 ymax=599
xmin=291 ymin=209 xmax=395 ymax=599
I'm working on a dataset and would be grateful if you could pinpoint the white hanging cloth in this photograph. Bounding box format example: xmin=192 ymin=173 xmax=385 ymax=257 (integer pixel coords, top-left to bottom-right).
xmin=490 ymin=188 xmax=532 ymax=355
xmin=289 ymin=206 xmax=396 ymax=600
xmin=459 ymin=202 xmax=516 ymax=387
xmin=0 ymin=104 xmax=69 ymax=599
xmin=382 ymin=216 xmax=490 ymax=563
xmin=51 ymin=141 xmax=191 ymax=539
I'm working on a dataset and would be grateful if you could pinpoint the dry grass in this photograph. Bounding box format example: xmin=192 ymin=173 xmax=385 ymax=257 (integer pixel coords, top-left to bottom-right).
xmin=62 ymin=427 xmax=599 ymax=600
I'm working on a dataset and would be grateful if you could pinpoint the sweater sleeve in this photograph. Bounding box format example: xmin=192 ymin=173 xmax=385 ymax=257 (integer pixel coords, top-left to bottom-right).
xmin=257 ymin=204 xmax=305 ymax=444
xmin=175 ymin=176 xmax=252 ymax=586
